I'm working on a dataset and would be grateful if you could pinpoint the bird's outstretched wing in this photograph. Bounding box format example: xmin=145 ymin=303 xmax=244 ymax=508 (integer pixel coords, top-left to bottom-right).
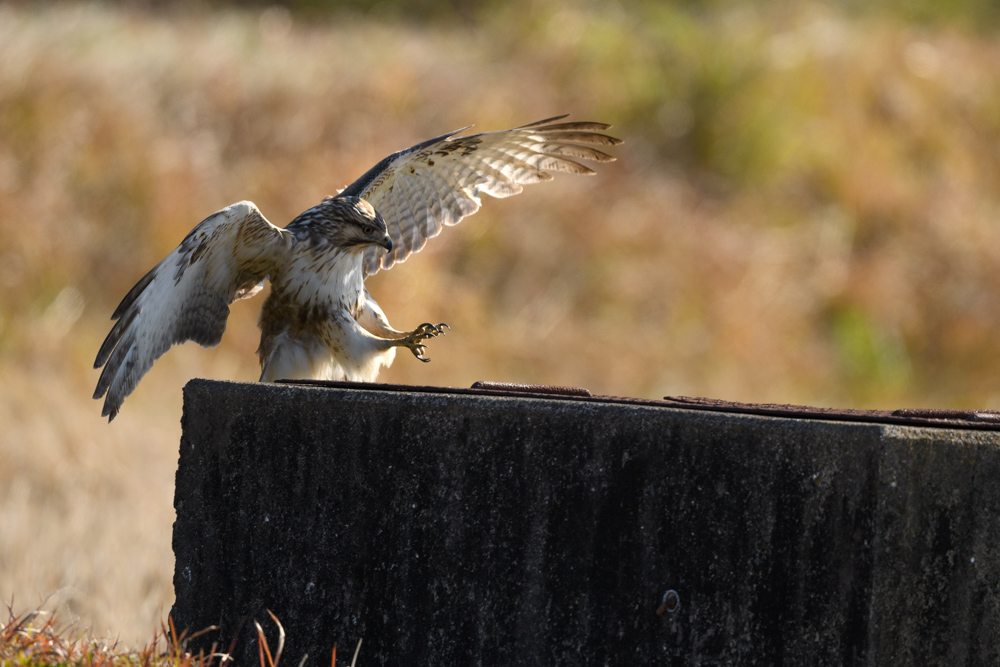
xmin=337 ymin=115 xmax=622 ymax=276
xmin=93 ymin=201 xmax=292 ymax=420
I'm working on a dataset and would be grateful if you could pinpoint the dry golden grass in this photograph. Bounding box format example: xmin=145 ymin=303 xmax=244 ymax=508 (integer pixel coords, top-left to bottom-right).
xmin=4 ymin=0 xmax=1000 ymax=646
xmin=1 ymin=605 xmax=208 ymax=666
xmin=0 ymin=604 xmax=339 ymax=667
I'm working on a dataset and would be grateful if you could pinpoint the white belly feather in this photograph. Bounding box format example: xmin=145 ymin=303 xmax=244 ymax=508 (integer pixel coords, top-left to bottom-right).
xmin=259 ymin=330 xmax=397 ymax=383
xmin=257 ymin=249 xmax=397 ymax=383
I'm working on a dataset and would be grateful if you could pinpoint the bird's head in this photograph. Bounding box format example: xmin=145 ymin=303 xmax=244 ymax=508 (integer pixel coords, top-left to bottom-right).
xmin=296 ymin=196 xmax=393 ymax=253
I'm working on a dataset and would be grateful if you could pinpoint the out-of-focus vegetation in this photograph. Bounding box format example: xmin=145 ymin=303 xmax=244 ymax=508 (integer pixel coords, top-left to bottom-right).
xmin=0 ymin=606 xmax=204 ymax=667
xmin=4 ymin=0 xmax=1000 ymax=645
xmin=1 ymin=605 xmax=335 ymax=667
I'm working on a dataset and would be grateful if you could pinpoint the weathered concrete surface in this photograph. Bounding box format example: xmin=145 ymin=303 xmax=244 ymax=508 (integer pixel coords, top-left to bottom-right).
xmin=171 ymin=379 xmax=1000 ymax=666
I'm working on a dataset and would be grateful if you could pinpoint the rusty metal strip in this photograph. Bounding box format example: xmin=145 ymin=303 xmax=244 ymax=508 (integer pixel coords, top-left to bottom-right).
xmin=662 ymin=396 xmax=1000 ymax=431
xmin=470 ymin=381 xmax=592 ymax=397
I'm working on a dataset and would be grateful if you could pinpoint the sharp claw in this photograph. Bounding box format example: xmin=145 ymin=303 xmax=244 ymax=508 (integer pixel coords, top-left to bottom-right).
xmin=403 ymin=324 xmax=445 ymax=363
xmin=415 ymin=322 xmax=450 ymax=337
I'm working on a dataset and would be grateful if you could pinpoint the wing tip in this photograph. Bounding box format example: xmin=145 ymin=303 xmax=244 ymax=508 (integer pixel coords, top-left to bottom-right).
xmin=101 ymin=400 xmax=119 ymax=422
xmin=517 ymin=114 xmax=571 ymax=128
xmin=94 ymin=379 xmax=119 ymax=420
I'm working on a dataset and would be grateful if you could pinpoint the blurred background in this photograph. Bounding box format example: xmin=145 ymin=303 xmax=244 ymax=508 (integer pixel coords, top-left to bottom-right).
xmin=4 ymin=0 xmax=1000 ymax=645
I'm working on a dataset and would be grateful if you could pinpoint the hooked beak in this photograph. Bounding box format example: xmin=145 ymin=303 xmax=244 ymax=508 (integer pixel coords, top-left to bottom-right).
xmin=380 ymin=234 xmax=393 ymax=252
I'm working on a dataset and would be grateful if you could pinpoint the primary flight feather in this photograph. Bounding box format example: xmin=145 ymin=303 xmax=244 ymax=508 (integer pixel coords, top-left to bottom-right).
xmin=93 ymin=115 xmax=621 ymax=420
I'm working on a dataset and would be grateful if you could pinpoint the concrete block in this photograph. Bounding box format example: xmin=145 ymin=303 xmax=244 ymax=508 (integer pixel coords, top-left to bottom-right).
xmin=171 ymin=379 xmax=1000 ymax=665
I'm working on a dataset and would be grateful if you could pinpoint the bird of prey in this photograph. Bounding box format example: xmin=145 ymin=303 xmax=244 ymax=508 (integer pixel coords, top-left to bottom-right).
xmin=93 ymin=115 xmax=621 ymax=420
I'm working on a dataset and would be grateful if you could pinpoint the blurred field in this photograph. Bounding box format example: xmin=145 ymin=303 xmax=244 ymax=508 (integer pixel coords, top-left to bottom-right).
xmin=4 ymin=0 xmax=1000 ymax=645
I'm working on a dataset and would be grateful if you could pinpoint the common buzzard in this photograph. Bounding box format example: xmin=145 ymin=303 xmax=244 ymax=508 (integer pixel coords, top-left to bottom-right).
xmin=94 ymin=116 xmax=621 ymax=420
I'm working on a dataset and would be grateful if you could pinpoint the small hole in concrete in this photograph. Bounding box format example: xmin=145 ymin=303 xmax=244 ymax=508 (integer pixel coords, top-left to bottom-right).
xmin=656 ymin=589 xmax=680 ymax=616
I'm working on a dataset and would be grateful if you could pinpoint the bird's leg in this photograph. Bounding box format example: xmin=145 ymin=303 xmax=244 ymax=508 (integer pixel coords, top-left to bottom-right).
xmin=356 ymin=292 xmax=448 ymax=360
xmin=392 ymin=323 xmax=449 ymax=362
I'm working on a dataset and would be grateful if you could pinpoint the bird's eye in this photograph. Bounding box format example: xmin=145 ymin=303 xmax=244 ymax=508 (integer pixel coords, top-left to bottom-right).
xmin=363 ymin=226 xmax=373 ymax=234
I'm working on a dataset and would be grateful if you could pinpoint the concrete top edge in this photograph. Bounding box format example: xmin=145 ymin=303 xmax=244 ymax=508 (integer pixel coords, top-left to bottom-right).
xmin=183 ymin=378 xmax=1000 ymax=433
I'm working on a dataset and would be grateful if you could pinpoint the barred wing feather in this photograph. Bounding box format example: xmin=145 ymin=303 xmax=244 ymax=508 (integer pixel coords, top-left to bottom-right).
xmin=338 ymin=115 xmax=622 ymax=276
xmin=93 ymin=201 xmax=292 ymax=420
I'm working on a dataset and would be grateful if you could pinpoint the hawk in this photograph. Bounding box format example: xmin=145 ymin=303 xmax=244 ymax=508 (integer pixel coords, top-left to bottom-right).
xmin=93 ymin=115 xmax=621 ymax=420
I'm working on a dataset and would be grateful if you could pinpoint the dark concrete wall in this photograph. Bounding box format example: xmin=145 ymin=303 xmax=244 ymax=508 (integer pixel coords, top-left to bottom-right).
xmin=171 ymin=379 xmax=1000 ymax=666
